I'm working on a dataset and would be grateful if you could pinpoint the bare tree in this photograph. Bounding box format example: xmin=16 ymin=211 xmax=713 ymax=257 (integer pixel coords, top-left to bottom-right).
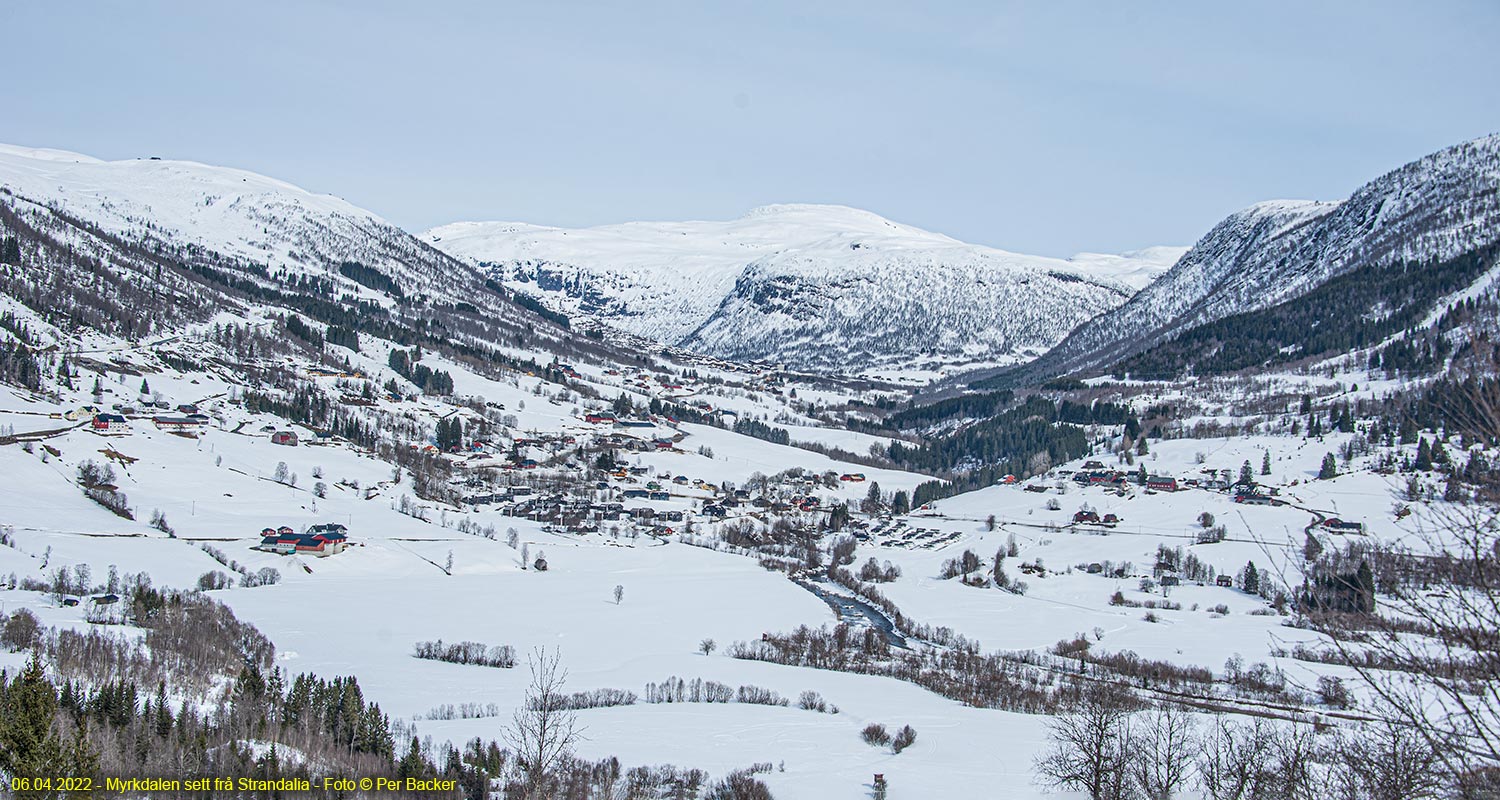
xmin=613 ymin=584 xmax=624 ymax=605
xmin=1305 ymin=381 xmax=1500 ymax=789
xmin=1131 ymin=704 xmax=1197 ymax=800
xmin=503 ymin=647 xmax=583 ymax=798
xmin=1198 ymin=716 xmax=1277 ymax=800
xmin=1265 ymin=721 xmax=1320 ymax=800
xmin=1329 ymin=720 xmax=1445 ymax=800
xmin=1035 ymin=683 xmax=1137 ymax=800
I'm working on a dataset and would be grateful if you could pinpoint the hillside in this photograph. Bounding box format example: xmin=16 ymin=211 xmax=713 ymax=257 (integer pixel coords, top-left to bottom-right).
xmin=424 ymin=205 xmax=1184 ymax=377
xmin=989 ymin=133 xmax=1500 ymax=385
xmin=0 ymin=143 xmax=638 ymax=372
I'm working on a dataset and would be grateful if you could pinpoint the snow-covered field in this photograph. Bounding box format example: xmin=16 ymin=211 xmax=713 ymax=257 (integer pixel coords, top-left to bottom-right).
xmin=1 ymin=132 xmax=1484 ymax=795
xmin=0 ymin=360 xmax=1439 ymax=798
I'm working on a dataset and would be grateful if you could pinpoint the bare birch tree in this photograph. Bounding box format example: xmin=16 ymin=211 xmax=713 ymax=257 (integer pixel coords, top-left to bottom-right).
xmin=503 ymin=646 xmax=582 ymax=798
xmin=1131 ymin=703 xmax=1197 ymax=800
xmin=1035 ymin=682 xmax=1137 ymax=800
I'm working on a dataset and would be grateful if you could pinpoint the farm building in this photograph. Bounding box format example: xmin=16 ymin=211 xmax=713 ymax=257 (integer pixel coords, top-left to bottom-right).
xmin=1320 ymin=518 xmax=1367 ymax=534
xmin=153 ymin=415 xmax=206 ymax=434
xmin=256 ymin=523 xmax=351 ymax=556
xmin=91 ymin=413 xmax=130 ymax=435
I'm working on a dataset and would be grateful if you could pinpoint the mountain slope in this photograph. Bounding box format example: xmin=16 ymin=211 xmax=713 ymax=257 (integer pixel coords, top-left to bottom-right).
xmin=0 ymin=143 xmax=476 ymax=295
xmin=997 ymin=133 xmax=1500 ymax=384
xmin=0 ymin=142 xmax=642 ymax=374
xmin=424 ymin=205 xmax=1183 ymax=375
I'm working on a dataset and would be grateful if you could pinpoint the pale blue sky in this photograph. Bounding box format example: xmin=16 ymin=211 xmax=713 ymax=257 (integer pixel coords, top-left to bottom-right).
xmin=3 ymin=1 xmax=1497 ymax=256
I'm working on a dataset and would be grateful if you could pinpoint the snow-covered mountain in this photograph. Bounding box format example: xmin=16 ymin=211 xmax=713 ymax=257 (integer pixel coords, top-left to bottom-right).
xmin=424 ymin=205 xmax=1184 ymax=375
xmin=1007 ymin=133 xmax=1500 ymax=382
xmin=0 ymin=143 xmax=475 ymax=294
xmin=0 ymin=143 xmax=625 ymax=367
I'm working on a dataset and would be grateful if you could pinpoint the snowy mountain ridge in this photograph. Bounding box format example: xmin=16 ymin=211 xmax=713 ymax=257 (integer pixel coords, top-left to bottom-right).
xmin=424 ymin=206 xmax=1184 ymax=376
xmin=1008 ymin=133 xmax=1500 ymax=382
xmin=0 ymin=142 xmax=634 ymax=372
xmin=0 ymin=142 xmax=477 ymax=300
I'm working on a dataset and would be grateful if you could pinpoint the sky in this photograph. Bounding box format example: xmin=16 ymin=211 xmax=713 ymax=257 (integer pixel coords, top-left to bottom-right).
xmin=2 ymin=1 xmax=1498 ymax=257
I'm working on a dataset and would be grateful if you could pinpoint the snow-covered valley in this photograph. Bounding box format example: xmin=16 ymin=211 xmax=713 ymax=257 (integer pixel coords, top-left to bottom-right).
xmin=1 ymin=133 xmax=1497 ymax=799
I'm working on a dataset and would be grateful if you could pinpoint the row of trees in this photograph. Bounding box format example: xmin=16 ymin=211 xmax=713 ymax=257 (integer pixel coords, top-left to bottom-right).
xmin=1038 ymin=682 xmax=1461 ymax=800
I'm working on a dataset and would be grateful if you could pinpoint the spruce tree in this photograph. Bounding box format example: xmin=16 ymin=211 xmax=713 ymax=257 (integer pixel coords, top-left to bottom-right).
xmin=0 ymin=236 xmax=20 ymax=265
xmin=0 ymin=655 xmax=64 ymax=779
xmin=1399 ymin=417 xmax=1418 ymax=445
xmin=1415 ymin=438 xmax=1433 ymax=471
xmin=1356 ymin=560 xmax=1376 ymax=613
xmin=1243 ymin=561 xmax=1260 ymax=594
xmin=1319 ymin=452 xmax=1338 ymax=479
xmin=1261 ymin=450 xmax=1271 ymax=476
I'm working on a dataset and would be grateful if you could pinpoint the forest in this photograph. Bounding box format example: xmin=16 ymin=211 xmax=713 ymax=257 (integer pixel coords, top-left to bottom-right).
xmin=1112 ymin=244 xmax=1499 ymax=380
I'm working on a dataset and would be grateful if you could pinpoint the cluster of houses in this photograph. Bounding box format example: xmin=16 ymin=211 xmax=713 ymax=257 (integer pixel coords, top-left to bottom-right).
xmin=481 ymin=491 xmax=687 ymax=536
xmin=1073 ymin=469 xmax=1129 ymax=487
xmin=1051 ymin=465 xmax=1279 ymax=500
xmin=255 ymin=523 xmax=352 ymax=556
xmin=461 ymin=470 xmax=834 ymax=536
xmin=1231 ymin=482 xmax=1280 ymax=506
xmin=436 ymin=424 xmax=683 ymax=473
xmin=1072 ymin=510 xmax=1122 ymax=526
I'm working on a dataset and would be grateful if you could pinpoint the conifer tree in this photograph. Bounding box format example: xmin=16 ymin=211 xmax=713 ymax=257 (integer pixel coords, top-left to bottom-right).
xmin=0 ymin=655 xmax=64 ymax=779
